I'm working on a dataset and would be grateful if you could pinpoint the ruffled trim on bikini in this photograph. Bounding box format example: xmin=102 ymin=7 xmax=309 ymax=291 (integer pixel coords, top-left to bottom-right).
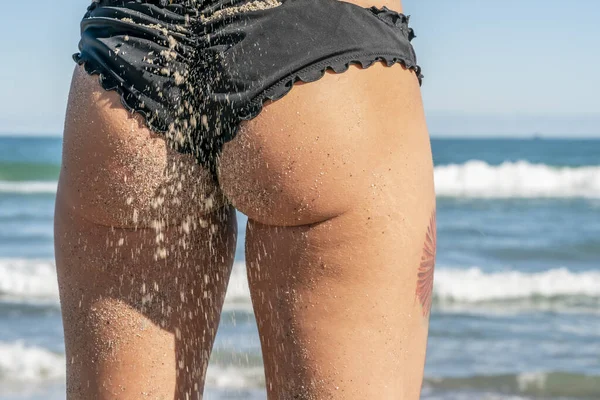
xmin=234 ymin=5 xmax=423 ymax=130
xmin=236 ymin=52 xmax=423 ymax=128
xmin=74 ymin=51 xmax=231 ymax=179
xmin=75 ymin=49 xmax=423 ymax=149
xmin=73 ymin=4 xmax=423 ymax=153
xmin=368 ymin=6 xmax=416 ymax=41
xmin=73 ymin=51 xmax=208 ymax=175
xmin=73 ymin=52 xmax=171 ymax=136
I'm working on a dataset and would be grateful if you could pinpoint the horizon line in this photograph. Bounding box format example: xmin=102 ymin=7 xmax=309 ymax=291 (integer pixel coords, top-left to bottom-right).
xmin=1 ymin=132 xmax=599 ymax=140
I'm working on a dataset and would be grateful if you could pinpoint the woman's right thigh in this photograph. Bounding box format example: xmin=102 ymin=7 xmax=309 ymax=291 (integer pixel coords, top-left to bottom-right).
xmin=219 ymin=62 xmax=435 ymax=399
xmin=55 ymin=66 xmax=237 ymax=399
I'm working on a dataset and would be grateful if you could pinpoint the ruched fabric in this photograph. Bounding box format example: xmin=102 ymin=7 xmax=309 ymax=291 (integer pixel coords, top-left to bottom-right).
xmin=75 ymin=0 xmax=422 ymax=174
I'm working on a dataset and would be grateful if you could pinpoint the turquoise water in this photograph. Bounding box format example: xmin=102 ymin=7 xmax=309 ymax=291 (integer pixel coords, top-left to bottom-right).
xmin=1 ymin=136 xmax=599 ymax=399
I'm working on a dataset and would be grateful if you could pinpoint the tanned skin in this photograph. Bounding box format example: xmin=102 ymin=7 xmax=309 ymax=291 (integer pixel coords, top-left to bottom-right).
xmin=56 ymin=0 xmax=435 ymax=399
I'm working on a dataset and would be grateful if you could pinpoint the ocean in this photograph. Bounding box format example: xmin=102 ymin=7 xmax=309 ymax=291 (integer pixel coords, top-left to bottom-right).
xmin=1 ymin=136 xmax=599 ymax=399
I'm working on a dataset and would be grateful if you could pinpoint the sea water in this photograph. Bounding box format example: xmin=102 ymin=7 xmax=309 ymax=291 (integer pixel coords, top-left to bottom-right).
xmin=1 ymin=136 xmax=599 ymax=399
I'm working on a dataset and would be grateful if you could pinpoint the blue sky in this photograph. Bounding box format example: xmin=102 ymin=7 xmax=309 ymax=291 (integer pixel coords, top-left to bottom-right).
xmin=0 ymin=0 xmax=598 ymax=137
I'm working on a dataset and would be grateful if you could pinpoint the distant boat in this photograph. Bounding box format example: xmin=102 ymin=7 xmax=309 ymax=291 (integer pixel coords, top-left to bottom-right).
xmin=532 ymin=132 xmax=543 ymax=140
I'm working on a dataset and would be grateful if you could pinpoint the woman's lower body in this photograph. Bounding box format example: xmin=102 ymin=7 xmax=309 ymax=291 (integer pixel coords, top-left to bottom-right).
xmin=55 ymin=0 xmax=435 ymax=399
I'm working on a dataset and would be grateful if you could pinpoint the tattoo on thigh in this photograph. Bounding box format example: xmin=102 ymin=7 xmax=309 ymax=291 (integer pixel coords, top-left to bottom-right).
xmin=416 ymin=210 xmax=436 ymax=317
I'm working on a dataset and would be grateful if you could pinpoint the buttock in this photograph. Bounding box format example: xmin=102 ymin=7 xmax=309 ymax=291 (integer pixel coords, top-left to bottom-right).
xmin=74 ymin=0 xmax=422 ymax=176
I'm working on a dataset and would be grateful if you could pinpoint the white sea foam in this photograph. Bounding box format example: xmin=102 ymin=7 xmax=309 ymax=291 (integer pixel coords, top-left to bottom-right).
xmin=3 ymin=259 xmax=599 ymax=307
xmin=0 ymin=260 xmax=251 ymax=307
xmin=223 ymin=263 xmax=252 ymax=310
xmin=434 ymin=160 xmax=600 ymax=198
xmin=0 ymin=259 xmax=251 ymax=308
xmin=206 ymin=365 xmax=264 ymax=388
xmin=434 ymin=267 xmax=600 ymax=302
xmin=2 ymin=161 xmax=600 ymax=198
xmin=0 ymin=259 xmax=59 ymax=301
xmin=0 ymin=340 xmax=263 ymax=387
xmin=0 ymin=180 xmax=57 ymax=194
xmin=0 ymin=341 xmax=65 ymax=382
xmin=0 ymin=343 xmax=261 ymax=391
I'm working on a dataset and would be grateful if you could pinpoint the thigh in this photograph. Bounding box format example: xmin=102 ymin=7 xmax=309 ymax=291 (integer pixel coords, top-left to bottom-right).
xmin=220 ymin=62 xmax=435 ymax=399
xmin=55 ymin=66 xmax=237 ymax=399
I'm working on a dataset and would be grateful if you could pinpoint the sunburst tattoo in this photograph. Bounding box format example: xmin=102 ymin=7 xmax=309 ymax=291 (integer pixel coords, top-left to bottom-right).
xmin=416 ymin=210 xmax=437 ymax=317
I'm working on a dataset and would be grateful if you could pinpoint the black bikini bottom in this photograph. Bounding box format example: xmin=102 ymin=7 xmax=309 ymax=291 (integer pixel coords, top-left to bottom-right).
xmin=74 ymin=0 xmax=422 ymax=176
